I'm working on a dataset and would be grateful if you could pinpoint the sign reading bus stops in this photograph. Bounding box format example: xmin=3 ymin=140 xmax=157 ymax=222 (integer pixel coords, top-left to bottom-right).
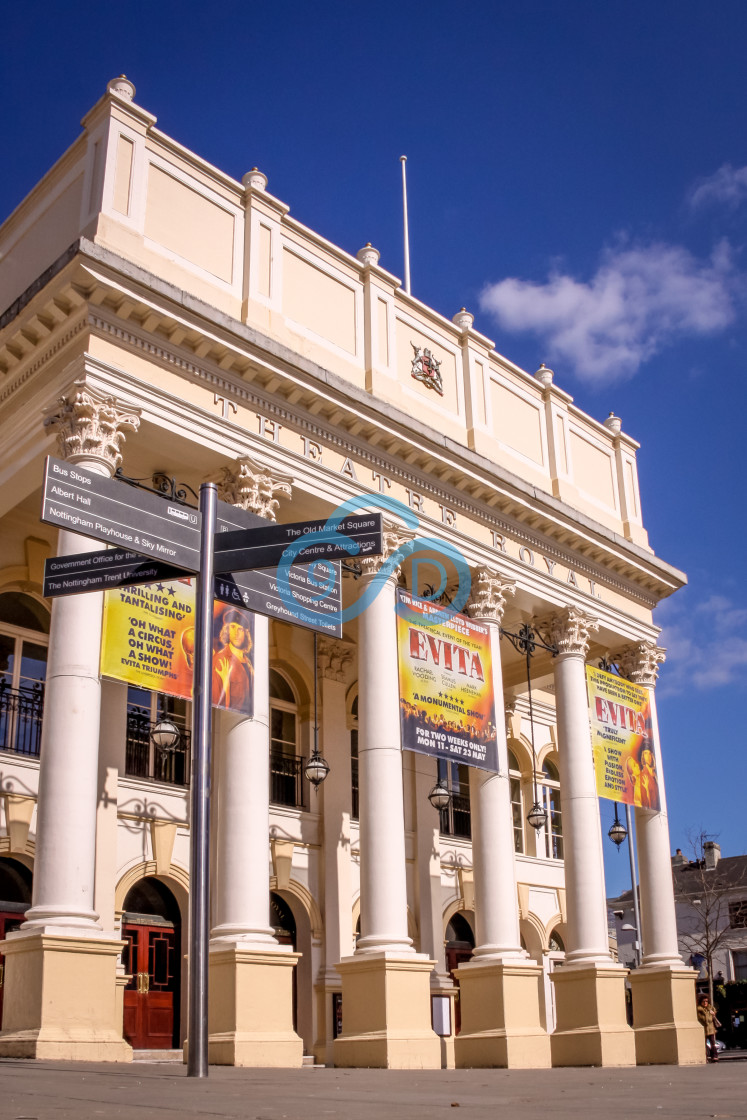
xmin=213 ymin=512 xmax=383 ymax=573
xmin=41 ymin=456 xmax=202 ymax=572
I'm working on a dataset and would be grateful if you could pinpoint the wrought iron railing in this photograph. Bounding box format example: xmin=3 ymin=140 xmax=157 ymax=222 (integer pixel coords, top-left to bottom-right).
xmin=270 ymin=751 xmax=305 ymax=810
xmin=440 ymin=793 xmax=472 ymax=840
xmin=0 ymin=680 xmax=44 ymax=758
xmin=125 ymin=708 xmax=191 ymax=787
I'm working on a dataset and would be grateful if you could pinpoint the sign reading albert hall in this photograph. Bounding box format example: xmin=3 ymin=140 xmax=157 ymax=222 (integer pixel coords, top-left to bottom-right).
xmin=397 ymin=590 xmax=498 ymax=772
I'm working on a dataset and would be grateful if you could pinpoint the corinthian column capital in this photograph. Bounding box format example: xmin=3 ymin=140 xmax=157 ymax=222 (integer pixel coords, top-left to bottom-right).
xmin=537 ymin=605 xmax=599 ymax=658
xmin=358 ymin=525 xmax=414 ymax=580
xmin=42 ymin=380 xmax=141 ymax=473
xmin=466 ymin=567 xmax=516 ymax=623
xmin=217 ymin=455 xmax=293 ymax=520
xmin=617 ymin=640 xmax=666 ymax=688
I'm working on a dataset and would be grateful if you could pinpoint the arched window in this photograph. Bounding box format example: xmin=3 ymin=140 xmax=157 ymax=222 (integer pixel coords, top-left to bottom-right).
xmin=508 ymin=748 xmax=524 ymax=854
xmin=125 ymin=685 xmax=190 ymax=786
xmin=270 ymin=669 xmax=302 ymax=808
xmin=0 ymin=592 xmax=49 ymax=758
xmin=539 ymin=757 xmax=563 ymax=860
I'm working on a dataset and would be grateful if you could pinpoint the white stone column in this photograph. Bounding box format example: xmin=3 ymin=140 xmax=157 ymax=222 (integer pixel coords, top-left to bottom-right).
xmin=618 ymin=641 xmax=703 ymax=1065
xmin=454 ymin=569 xmax=550 ymax=1069
xmin=543 ymin=608 xmax=611 ymax=966
xmin=467 ymin=571 xmax=523 ymax=959
xmin=207 ymin=457 xmax=302 ymax=1067
xmin=540 ymin=607 xmax=635 ymax=1068
xmin=334 ymin=534 xmax=440 ymax=1069
xmin=0 ymin=381 xmax=139 ymax=1062
xmin=355 ymin=541 xmax=412 ymax=954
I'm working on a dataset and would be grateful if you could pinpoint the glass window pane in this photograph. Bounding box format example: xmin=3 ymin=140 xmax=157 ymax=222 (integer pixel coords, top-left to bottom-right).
xmin=269 ymin=670 xmax=294 ymax=703
xmin=0 ymin=634 xmax=15 ymax=683
xmin=19 ymin=642 xmax=48 ymax=685
xmin=0 ymin=593 xmax=50 ymax=633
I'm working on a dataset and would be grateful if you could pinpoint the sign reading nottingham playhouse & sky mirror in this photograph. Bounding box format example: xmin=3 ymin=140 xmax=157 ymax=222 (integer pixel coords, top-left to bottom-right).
xmin=397 ymin=589 xmax=498 ymax=771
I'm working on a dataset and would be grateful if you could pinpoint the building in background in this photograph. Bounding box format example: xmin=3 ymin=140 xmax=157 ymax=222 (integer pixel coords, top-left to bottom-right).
xmin=0 ymin=77 xmax=702 ymax=1068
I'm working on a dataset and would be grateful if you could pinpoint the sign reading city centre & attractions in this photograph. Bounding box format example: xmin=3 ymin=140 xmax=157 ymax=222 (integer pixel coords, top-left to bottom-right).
xmin=586 ymin=665 xmax=660 ymax=811
xmin=397 ymin=589 xmax=498 ymax=772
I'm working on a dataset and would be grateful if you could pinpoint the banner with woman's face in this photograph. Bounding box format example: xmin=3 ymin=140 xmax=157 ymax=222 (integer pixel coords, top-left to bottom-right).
xmin=586 ymin=665 xmax=660 ymax=810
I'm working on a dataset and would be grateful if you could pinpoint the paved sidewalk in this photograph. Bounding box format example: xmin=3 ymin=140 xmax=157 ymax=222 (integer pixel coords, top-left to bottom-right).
xmin=1 ymin=1060 xmax=746 ymax=1120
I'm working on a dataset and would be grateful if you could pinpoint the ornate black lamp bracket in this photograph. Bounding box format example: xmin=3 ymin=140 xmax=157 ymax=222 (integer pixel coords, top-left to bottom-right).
xmin=113 ymin=468 xmax=199 ymax=508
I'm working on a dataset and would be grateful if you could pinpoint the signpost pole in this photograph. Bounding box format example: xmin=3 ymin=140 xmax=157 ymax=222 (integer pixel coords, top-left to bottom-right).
xmin=187 ymin=482 xmax=217 ymax=1077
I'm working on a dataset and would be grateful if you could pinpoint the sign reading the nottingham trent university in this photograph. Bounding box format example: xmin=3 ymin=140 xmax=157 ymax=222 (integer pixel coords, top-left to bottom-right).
xmin=396 ymin=589 xmax=498 ymax=772
xmin=586 ymin=665 xmax=660 ymax=811
xmin=41 ymin=456 xmax=202 ymax=572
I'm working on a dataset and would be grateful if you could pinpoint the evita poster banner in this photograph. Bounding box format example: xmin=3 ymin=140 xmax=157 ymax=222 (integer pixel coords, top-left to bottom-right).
xmin=100 ymin=581 xmax=255 ymax=717
xmin=586 ymin=665 xmax=660 ymax=810
xmin=396 ymin=589 xmax=498 ymax=771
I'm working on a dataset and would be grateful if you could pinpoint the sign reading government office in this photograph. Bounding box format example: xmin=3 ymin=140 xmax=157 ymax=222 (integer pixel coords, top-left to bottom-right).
xmin=41 ymin=456 xmax=202 ymax=573
xmin=397 ymin=589 xmax=498 ymax=772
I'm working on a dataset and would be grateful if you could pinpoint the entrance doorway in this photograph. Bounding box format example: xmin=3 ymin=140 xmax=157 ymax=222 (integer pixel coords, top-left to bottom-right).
xmin=445 ymin=911 xmax=475 ymax=1035
xmin=122 ymin=877 xmax=181 ymax=1049
xmin=271 ymin=891 xmax=297 ymax=1031
xmin=0 ymin=857 xmax=32 ymax=1028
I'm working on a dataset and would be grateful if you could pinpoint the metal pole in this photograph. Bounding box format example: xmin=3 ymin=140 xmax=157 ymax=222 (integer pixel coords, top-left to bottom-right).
xmin=626 ymin=803 xmax=642 ymax=967
xmin=187 ymin=481 xmax=217 ymax=1077
xmin=400 ymin=155 xmax=411 ymax=295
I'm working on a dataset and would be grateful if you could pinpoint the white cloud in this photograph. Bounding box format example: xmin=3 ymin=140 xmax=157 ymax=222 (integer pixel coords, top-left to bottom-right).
xmin=654 ymin=592 xmax=747 ymax=696
xmin=479 ymin=240 xmax=736 ymax=382
xmin=688 ymin=164 xmax=747 ymax=210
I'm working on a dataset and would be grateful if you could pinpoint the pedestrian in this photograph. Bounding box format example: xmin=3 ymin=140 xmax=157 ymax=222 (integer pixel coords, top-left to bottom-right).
xmin=697 ymin=995 xmax=721 ymax=1062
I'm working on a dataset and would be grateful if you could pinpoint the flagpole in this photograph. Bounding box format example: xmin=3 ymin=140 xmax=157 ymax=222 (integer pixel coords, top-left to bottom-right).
xmin=400 ymin=155 xmax=411 ymax=295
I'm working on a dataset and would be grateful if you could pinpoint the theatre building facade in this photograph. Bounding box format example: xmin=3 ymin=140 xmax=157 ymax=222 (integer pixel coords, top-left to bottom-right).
xmin=0 ymin=78 xmax=702 ymax=1068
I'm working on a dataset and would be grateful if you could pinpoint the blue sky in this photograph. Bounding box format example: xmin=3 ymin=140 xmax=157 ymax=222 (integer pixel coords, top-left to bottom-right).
xmin=3 ymin=2 xmax=746 ymax=896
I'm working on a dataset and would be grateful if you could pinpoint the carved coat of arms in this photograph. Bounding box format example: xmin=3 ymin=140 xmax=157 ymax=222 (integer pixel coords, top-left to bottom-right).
xmin=410 ymin=343 xmax=444 ymax=396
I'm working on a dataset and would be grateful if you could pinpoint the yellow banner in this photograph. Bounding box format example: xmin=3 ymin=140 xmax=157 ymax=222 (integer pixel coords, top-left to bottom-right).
xmin=586 ymin=665 xmax=659 ymax=809
xmin=100 ymin=581 xmax=255 ymax=716
xmin=396 ymin=589 xmax=498 ymax=771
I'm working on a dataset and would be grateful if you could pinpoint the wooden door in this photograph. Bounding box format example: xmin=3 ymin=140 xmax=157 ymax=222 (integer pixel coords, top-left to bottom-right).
xmin=0 ymin=913 xmax=24 ymax=1028
xmin=446 ymin=944 xmax=473 ymax=1035
xmin=122 ymin=923 xmax=177 ymax=1049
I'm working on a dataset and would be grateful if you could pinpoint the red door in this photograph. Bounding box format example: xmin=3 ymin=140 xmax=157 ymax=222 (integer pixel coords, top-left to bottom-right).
xmin=122 ymin=923 xmax=177 ymax=1049
xmin=0 ymin=912 xmax=24 ymax=1029
xmin=446 ymin=944 xmax=474 ymax=1035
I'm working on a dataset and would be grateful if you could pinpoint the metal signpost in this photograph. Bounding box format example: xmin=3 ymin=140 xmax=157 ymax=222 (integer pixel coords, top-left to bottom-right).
xmin=41 ymin=455 xmax=202 ymax=572
xmin=40 ymin=455 xmax=381 ymax=1077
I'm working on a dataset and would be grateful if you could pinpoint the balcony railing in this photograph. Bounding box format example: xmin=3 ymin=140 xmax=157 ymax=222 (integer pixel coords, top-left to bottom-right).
xmin=0 ymin=681 xmax=44 ymax=758
xmin=270 ymin=750 xmax=306 ymax=810
xmin=440 ymin=793 xmax=471 ymax=840
xmin=125 ymin=708 xmax=191 ymax=786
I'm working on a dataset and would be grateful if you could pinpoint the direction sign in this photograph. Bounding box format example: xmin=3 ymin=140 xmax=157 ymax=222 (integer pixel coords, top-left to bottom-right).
xmin=43 ymin=548 xmax=188 ymax=598
xmin=41 ymin=456 xmax=202 ymax=572
xmin=213 ymin=513 xmax=383 ymax=574
xmin=214 ymin=561 xmax=342 ymax=638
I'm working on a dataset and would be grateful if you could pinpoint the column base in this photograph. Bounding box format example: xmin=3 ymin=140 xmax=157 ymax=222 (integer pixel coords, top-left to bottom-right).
xmin=629 ymin=966 xmax=704 ymax=1065
xmin=454 ymin=959 xmax=551 ymax=1068
xmin=333 ymin=952 xmax=441 ymax=1069
xmin=550 ymin=964 xmax=636 ymax=1067
xmin=0 ymin=932 xmax=132 ymax=1061
xmin=207 ymin=945 xmax=303 ymax=1067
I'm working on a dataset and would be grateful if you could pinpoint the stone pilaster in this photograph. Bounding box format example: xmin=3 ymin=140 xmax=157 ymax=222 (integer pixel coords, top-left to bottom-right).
xmin=0 ymin=383 xmax=140 ymax=1061
xmin=208 ymin=462 xmax=302 ymax=1066
xmin=538 ymin=608 xmax=635 ymax=1067
xmin=454 ymin=570 xmax=550 ymax=1068
xmin=617 ymin=642 xmax=703 ymax=1065
xmin=334 ymin=534 xmax=440 ymax=1069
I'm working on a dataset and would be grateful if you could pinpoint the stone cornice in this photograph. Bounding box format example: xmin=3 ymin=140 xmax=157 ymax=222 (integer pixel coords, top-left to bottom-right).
xmin=0 ymin=240 xmax=686 ymax=607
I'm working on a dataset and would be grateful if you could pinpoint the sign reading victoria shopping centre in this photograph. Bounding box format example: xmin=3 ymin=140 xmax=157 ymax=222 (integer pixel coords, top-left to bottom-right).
xmin=397 ymin=589 xmax=498 ymax=772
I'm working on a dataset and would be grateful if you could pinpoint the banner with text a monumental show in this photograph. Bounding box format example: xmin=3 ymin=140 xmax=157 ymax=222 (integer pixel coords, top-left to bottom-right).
xmin=396 ymin=589 xmax=498 ymax=771
xmin=100 ymin=580 xmax=255 ymax=717
xmin=585 ymin=665 xmax=659 ymax=810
